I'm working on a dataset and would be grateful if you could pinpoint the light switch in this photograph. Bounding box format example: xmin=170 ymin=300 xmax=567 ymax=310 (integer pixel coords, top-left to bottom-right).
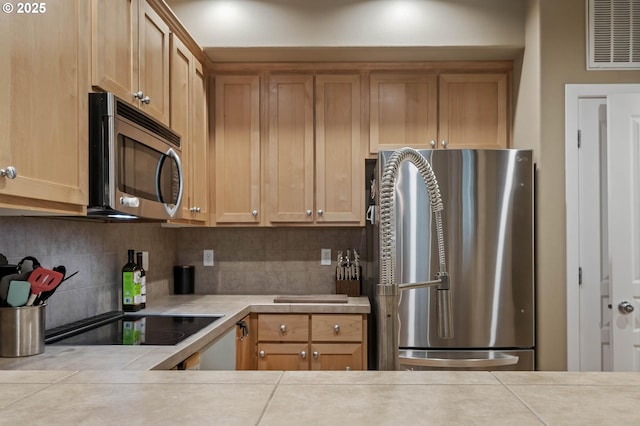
xmin=203 ymin=250 xmax=214 ymax=267
xmin=321 ymin=249 xmax=331 ymax=266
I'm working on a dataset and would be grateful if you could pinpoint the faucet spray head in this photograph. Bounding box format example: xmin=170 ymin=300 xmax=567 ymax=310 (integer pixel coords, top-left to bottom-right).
xmin=436 ymin=273 xmax=454 ymax=339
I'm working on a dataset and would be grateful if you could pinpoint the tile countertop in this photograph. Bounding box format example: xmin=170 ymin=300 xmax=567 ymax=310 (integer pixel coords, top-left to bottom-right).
xmin=0 ymin=295 xmax=371 ymax=371
xmin=1 ymin=370 xmax=640 ymax=425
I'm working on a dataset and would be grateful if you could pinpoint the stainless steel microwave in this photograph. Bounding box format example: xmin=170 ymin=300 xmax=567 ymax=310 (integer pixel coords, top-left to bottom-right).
xmin=88 ymin=92 xmax=183 ymax=220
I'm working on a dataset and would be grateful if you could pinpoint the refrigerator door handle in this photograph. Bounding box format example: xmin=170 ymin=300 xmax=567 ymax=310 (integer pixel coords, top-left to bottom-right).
xmin=399 ymin=351 xmax=519 ymax=368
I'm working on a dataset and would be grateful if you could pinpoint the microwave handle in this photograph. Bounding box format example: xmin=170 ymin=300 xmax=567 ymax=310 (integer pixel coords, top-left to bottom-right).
xmin=155 ymin=147 xmax=183 ymax=218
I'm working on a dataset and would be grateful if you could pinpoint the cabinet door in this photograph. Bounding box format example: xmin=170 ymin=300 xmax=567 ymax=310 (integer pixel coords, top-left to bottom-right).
xmin=310 ymin=343 xmax=363 ymax=371
xmin=190 ymin=60 xmax=209 ymax=222
xmin=258 ymin=343 xmax=309 ymax=370
xmin=438 ymin=73 xmax=509 ymax=149
xmin=315 ymin=75 xmax=363 ymax=224
xmin=138 ymin=0 xmax=170 ymax=125
xmin=267 ymin=75 xmax=314 ymax=223
xmin=236 ymin=314 xmax=257 ymax=370
xmin=91 ymin=0 xmax=138 ymax=103
xmin=214 ymin=75 xmax=261 ymax=223
xmin=170 ymin=34 xmax=192 ymax=219
xmin=0 ymin=0 xmax=89 ymax=213
xmin=369 ymin=73 xmax=438 ymax=153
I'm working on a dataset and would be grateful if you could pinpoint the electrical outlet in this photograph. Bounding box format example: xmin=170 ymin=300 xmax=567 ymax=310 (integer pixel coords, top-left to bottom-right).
xmin=203 ymin=250 xmax=214 ymax=267
xmin=321 ymin=248 xmax=332 ymax=266
xmin=141 ymin=251 xmax=149 ymax=271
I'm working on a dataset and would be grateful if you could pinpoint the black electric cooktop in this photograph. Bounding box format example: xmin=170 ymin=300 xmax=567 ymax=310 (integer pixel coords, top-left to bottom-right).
xmin=45 ymin=311 xmax=223 ymax=346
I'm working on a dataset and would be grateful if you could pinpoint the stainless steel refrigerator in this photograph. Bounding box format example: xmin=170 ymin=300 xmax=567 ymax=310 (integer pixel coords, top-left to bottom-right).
xmin=366 ymin=149 xmax=535 ymax=370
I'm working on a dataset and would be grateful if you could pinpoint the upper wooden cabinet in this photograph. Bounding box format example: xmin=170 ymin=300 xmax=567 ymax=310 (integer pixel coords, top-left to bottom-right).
xmin=267 ymin=74 xmax=364 ymax=226
xmin=213 ymin=75 xmax=261 ymax=224
xmin=315 ymin=75 xmax=363 ymax=224
xmin=438 ymin=73 xmax=509 ymax=150
xmin=92 ymin=0 xmax=171 ymax=125
xmin=369 ymin=73 xmax=438 ymax=152
xmin=170 ymin=35 xmax=208 ymax=223
xmin=370 ymin=71 xmax=510 ymax=153
xmin=0 ymin=0 xmax=89 ymax=215
xmin=266 ymin=75 xmax=315 ymax=224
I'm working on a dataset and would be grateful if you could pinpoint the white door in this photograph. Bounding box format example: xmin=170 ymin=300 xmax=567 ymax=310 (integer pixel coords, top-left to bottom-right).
xmin=566 ymin=84 xmax=640 ymax=371
xmin=577 ymin=98 xmax=611 ymax=371
xmin=607 ymin=93 xmax=640 ymax=371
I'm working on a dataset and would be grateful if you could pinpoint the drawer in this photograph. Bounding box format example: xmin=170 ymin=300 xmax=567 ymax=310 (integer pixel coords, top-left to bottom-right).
xmin=258 ymin=314 xmax=309 ymax=342
xmin=311 ymin=314 xmax=363 ymax=342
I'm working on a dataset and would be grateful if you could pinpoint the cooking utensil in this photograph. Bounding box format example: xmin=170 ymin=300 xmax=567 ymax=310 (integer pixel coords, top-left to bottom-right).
xmin=0 ymin=270 xmax=30 ymax=306
xmin=35 ymin=269 xmax=77 ymax=305
xmin=7 ymin=280 xmax=31 ymax=307
xmin=26 ymin=267 xmax=64 ymax=306
xmin=17 ymin=256 xmax=40 ymax=274
xmin=0 ymin=273 xmax=17 ymax=301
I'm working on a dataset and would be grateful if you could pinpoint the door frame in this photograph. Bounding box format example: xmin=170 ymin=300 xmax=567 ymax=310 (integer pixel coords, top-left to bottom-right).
xmin=565 ymin=84 xmax=640 ymax=371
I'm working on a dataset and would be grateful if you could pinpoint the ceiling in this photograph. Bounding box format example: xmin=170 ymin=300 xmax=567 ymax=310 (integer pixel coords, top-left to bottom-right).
xmin=166 ymin=0 xmax=526 ymax=63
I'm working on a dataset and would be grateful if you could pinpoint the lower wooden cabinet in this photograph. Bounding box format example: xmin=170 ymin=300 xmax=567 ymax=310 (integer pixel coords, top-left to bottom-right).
xmin=258 ymin=342 xmax=309 ymax=370
xmin=236 ymin=314 xmax=257 ymax=370
xmin=310 ymin=343 xmax=363 ymax=371
xmin=252 ymin=313 xmax=367 ymax=371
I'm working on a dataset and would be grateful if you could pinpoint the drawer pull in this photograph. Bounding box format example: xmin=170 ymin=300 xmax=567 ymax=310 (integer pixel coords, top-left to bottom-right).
xmin=259 ymin=350 xmax=265 ymax=358
xmin=313 ymin=351 xmax=319 ymax=359
xmin=280 ymin=324 xmax=286 ymax=333
xmin=333 ymin=324 xmax=340 ymax=333
xmin=301 ymin=351 xmax=307 ymax=359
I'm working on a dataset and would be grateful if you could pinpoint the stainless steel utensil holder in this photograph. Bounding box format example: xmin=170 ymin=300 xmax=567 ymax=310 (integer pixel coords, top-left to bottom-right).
xmin=0 ymin=304 xmax=45 ymax=357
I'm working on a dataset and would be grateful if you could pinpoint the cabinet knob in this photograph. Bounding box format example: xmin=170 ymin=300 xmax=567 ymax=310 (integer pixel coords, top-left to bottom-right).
xmin=300 ymin=351 xmax=307 ymax=359
xmin=133 ymin=91 xmax=144 ymax=100
xmin=280 ymin=324 xmax=286 ymax=333
xmin=195 ymin=207 xmax=201 ymax=213
xmin=441 ymin=140 xmax=448 ymax=148
xmin=333 ymin=324 xmax=340 ymax=333
xmin=317 ymin=210 xmax=324 ymax=216
xmin=306 ymin=210 xmax=312 ymax=216
xmin=252 ymin=210 xmax=258 ymax=217
xmin=190 ymin=207 xmax=201 ymax=213
xmin=0 ymin=166 xmax=17 ymax=179
xmin=259 ymin=350 xmax=265 ymax=358
xmin=313 ymin=351 xmax=319 ymax=359
xmin=430 ymin=140 xmax=436 ymax=148
xmin=142 ymin=96 xmax=151 ymax=104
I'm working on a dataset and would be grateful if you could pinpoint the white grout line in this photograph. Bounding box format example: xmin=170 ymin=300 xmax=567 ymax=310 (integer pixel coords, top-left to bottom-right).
xmin=255 ymin=371 xmax=285 ymax=426
xmin=491 ymin=372 xmax=549 ymax=426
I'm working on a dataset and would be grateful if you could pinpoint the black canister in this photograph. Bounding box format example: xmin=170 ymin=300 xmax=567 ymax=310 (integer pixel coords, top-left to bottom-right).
xmin=173 ymin=265 xmax=195 ymax=294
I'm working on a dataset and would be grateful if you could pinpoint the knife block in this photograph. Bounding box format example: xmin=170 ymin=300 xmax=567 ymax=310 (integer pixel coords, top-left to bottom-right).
xmin=335 ymin=279 xmax=361 ymax=297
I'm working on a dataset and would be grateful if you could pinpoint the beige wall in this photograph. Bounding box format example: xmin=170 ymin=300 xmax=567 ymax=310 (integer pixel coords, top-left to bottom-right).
xmin=529 ymin=0 xmax=640 ymax=370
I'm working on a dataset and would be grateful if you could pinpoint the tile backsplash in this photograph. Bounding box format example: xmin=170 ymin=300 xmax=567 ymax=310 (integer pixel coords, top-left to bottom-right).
xmin=178 ymin=227 xmax=366 ymax=295
xmin=0 ymin=217 xmax=366 ymax=329
xmin=0 ymin=217 xmax=179 ymax=329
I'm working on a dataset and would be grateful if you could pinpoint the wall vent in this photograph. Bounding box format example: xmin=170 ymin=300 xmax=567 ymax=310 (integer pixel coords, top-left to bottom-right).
xmin=587 ymin=0 xmax=640 ymax=69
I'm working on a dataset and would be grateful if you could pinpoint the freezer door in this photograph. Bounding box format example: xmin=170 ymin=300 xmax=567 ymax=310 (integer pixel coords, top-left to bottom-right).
xmin=399 ymin=349 xmax=535 ymax=371
xmin=379 ymin=149 xmax=535 ymax=349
